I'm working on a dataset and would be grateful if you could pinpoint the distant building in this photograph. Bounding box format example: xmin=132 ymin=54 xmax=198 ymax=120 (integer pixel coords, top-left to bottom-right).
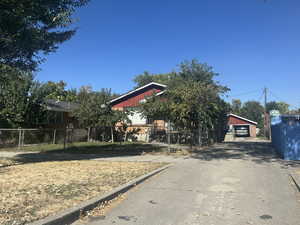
xmin=227 ymin=113 xmax=257 ymax=138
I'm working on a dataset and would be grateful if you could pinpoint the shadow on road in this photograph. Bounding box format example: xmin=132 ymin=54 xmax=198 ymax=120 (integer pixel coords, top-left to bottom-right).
xmin=3 ymin=143 xmax=166 ymax=166
xmin=3 ymin=141 xmax=300 ymax=169
xmin=191 ymin=141 xmax=300 ymax=168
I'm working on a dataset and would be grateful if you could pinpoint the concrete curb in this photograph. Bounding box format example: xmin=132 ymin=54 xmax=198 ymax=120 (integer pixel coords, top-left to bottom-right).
xmin=28 ymin=164 xmax=170 ymax=225
xmin=290 ymin=172 xmax=300 ymax=192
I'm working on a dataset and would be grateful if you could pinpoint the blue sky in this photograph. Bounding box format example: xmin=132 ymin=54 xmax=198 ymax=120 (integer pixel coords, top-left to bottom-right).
xmin=38 ymin=0 xmax=300 ymax=109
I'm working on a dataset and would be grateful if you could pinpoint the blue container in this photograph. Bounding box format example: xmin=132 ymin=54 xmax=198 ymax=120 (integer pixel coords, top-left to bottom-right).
xmin=271 ymin=115 xmax=300 ymax=160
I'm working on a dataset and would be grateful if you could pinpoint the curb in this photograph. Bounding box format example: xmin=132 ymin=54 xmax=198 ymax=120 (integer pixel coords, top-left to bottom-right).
xmin=290 ymin=172 xmax=300 ymax=192
xmin=28 ymin=164 xmax=170 ymax=225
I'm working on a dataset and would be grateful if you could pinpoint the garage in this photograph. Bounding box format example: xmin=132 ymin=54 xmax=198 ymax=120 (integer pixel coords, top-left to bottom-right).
xmin=227 ymin=114 xmax=258 ymax=138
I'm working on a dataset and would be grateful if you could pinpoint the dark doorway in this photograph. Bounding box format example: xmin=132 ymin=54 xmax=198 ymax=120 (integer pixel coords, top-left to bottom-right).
xmin=234 ymin=125 xmax=250 ymax=137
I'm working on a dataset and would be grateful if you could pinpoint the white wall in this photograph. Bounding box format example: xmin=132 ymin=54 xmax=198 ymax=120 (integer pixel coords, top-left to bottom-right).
xmin=128 ymin=111 xmax=147 ymax=125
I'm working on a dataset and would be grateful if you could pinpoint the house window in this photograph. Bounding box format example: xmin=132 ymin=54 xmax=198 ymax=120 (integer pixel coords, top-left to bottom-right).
xmin=146 ymin=117 xmax=154 ymax=124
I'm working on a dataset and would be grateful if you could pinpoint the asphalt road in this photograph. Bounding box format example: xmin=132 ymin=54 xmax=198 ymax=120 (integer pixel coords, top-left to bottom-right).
xmin=75 ymin=141 xmax=300 ymax=225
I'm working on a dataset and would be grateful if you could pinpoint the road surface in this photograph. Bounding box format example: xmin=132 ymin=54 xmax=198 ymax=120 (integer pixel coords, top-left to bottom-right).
xmin=74 ymin=141 xmax=300 ymax=225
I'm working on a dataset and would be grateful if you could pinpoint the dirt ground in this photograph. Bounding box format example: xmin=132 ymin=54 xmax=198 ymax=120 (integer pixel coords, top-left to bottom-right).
xmin=0 ymin=160 xmax=166 ymax=225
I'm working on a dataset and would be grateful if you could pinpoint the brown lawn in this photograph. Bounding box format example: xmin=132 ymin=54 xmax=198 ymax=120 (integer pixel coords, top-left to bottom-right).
xmin=0 ymin=160 xmax=166 ymax=225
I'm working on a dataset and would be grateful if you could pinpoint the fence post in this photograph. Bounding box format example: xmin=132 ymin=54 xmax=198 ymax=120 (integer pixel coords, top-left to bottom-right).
xmin=63 ymin=127 xmax=67 ymax=150
xmin=111 ymin=126 xmax=114 ymax=143
xmin=21 ymin=129 xmax=25 ymax=147
xmin=87 ymin=127 xmax=90 ymax=142
xmin=167 ymin=120 xmax=170 ymax=152
xmin=18 ymin=128 xmax=22 ymax=150
xmin=53 ymin=129 xmax=56 ymax=144
xmin=198 ymin=125 xmax=202 ymax=147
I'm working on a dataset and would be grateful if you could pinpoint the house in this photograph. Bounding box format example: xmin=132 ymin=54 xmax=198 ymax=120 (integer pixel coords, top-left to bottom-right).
xmin=110 ymin=82 xmax=167 ymax=141
xmin=41 ymin=99 xmax=79 ymax=128
xmin=227 ymin=113 xmax=257 ymax=138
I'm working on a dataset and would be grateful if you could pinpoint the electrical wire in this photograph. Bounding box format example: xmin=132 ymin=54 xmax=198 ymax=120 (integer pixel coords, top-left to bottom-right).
xmin=226 ymin=89 xmax=261 ymax=98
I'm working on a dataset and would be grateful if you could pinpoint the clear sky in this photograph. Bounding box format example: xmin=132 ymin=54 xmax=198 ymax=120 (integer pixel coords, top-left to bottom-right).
xmin=38 ymin=0 xmax=300 ymax=109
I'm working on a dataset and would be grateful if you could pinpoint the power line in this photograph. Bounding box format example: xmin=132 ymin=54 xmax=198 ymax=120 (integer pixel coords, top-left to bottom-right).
xmin=269 ymin=90 xmax=299 ymax=109
xmin=257 ymin=89 xmax=265 ymax=103
xmin=227 ymin=89 xmax=261 ymax=98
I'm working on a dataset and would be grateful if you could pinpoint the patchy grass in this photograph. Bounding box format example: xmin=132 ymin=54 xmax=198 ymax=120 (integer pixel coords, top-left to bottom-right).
xmin=0 ymin=160 xmax=166 ymax=225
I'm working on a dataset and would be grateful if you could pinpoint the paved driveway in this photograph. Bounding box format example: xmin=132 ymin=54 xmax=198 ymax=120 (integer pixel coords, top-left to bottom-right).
xmin=75 ymin=141 xmax=300 ymax=225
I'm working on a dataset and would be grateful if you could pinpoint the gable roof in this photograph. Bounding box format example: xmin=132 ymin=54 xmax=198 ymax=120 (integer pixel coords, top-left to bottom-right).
xmin=110 ymin=82 xmax=166 ymax=104
xmin=43 ymin=99 xmax=79 ymax=112
xmin=228 ymin=113 xmax=258 ymax=125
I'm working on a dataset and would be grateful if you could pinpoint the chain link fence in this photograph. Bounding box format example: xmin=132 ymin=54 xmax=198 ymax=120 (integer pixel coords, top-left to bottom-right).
xmin=0 ymin=127 xmax=130 ymax=151
xmin=0 ymin=128 xmax=88 ymax=151
xmin=0 ymin=123 xmax=226 ymax=151
xmin=149 ymin=124 xmax=226 ymax=148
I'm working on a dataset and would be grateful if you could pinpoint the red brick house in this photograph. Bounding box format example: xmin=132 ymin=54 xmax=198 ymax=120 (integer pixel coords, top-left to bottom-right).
xmin=110 ymin=82 xmax=167 ymax=141
xmin=227 ymin=113 xmax=257 ymax=138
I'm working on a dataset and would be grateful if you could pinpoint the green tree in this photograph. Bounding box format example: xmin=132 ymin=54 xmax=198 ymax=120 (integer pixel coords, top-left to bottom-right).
xmin=139 ymin=60 xmax=230 ymax=144
xmin=73 ymin=87 xmax=130 ymax=142
xmin=42 ymin=81 xmax=77 ymax=102
xmin=231 ymin=99 xmax=242 ymax=115
xmin=266 ymin=101 xmax=289 ymax=114
xmin=0 ymin=66 xmax=76 ymax=127
xmin=240 ymin=101 xmax=264 ymax=129
xmin=0 ymin=68 xmax=33 ymax=127
xmin=133 ymin=71 xmax=176 ymax=88
xmin=0 ymin=0 xmax=89 ymax=71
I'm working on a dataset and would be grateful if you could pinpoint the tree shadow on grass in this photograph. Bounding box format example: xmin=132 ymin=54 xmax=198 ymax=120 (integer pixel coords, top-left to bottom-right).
xmin=7 ymin=143 xmax=166 ymax=165
xmin=191 ymin=141 xmax=300 ymax=168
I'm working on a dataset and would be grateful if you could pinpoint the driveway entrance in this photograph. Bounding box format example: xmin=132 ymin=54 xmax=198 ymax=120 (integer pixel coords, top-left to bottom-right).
xmin=74 ymin=141 xmax=300 ymax=225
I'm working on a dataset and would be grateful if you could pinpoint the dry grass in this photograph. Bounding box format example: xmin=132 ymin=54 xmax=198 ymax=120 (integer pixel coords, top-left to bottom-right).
xmin=0 ymin=160 xmax=166 ymax=225
xmin=0 ymin=158 xmax=18 ymax=167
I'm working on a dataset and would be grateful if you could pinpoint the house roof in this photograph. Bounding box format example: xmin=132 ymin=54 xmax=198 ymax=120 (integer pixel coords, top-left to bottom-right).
xmin=110 ymin=82 xmax=167 ymax=104
xmin=228 ymin=113 xmax=258 ymax=125
xmin=43 ymin=99 xmax=79 ymax=112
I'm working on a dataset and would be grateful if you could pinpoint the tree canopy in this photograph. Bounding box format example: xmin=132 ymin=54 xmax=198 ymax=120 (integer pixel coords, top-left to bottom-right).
xmin=72 ymin=86 xmax=130 ymax=142
xmin=231 ymin=99 xmax=242 ymax=115
xmin=0 ymin=70 xmax=79 ymax=128
xmin=0 ymin=0 xmax=89 ymax=71
xmin=230 ymin=99 xmax=290 ymax=130
xmin=266 ymin=101 xmax=289 ymax=114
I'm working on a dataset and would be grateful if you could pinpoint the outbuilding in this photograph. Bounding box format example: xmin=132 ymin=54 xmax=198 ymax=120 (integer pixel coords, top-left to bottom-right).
xmin=227 ymin=113 xmax=258 ymax=138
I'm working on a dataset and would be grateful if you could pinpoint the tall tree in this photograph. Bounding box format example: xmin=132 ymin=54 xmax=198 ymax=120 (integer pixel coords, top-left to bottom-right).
xmin=0 ymin=0 xmax=89 ymax=71
xmin=240 ymin=101 xmax=264 ymax=129
xmin=0 ymin=68 xmax=33 ymax=127
xmin=139 ymin=60 xmax=230 ymax=144
xmin=231 ymin=99 xmax=242 ymax=115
